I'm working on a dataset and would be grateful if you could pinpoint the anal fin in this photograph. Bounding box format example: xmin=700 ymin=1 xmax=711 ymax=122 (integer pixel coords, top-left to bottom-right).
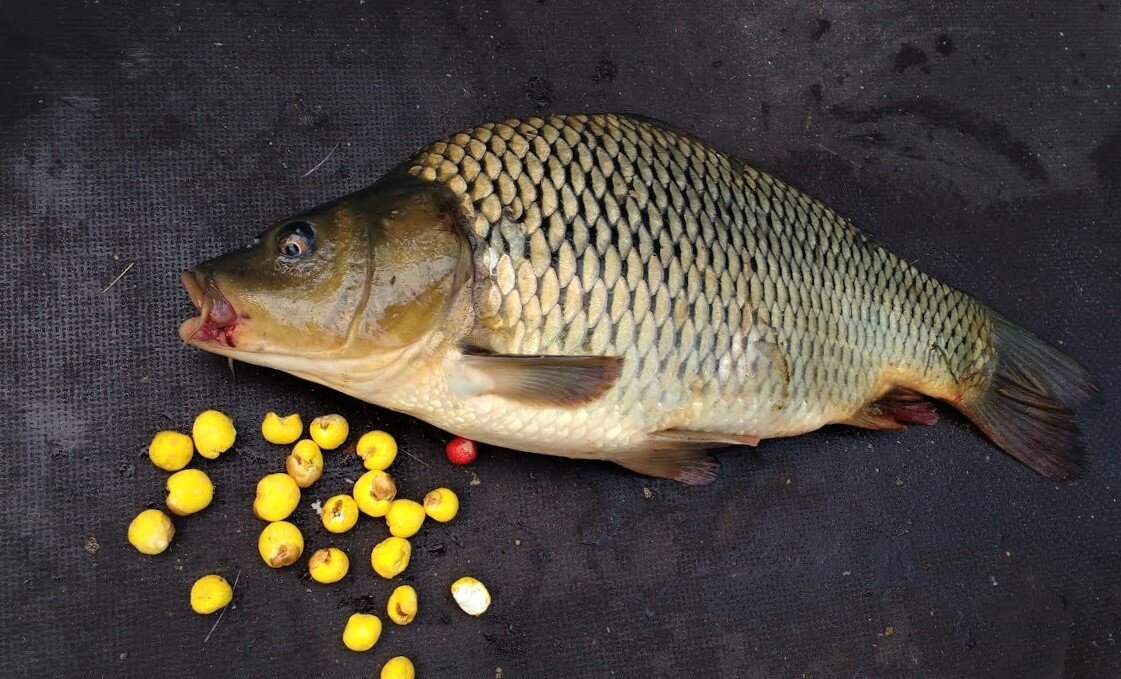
xmin=617 ymin=449 xmax=719 ymax=485
xmin=845 ymin=387 xmax=939 ymax=430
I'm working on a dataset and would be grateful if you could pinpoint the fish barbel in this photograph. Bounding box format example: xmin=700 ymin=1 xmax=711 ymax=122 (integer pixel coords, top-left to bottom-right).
xmin=180 ymin=114 xmax=1095 ymax=484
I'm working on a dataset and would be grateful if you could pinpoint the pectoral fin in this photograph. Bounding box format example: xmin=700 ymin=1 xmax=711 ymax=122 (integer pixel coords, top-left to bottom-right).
xmin=453 ymin=347 xmax=622 ymax=407
xmin=649 ymin=429 xmax=760 ymax=447
xmin=617 ymin=448 xmax=719 ymax=485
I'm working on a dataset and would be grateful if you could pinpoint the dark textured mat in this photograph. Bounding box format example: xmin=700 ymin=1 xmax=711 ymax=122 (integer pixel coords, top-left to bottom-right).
xmin=2 ymin=1 xmax=1119 ymax=677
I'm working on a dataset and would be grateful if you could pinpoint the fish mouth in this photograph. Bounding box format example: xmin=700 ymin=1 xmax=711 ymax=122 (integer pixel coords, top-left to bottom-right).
xmin=179 ymin=270 xmax=241 ymax=348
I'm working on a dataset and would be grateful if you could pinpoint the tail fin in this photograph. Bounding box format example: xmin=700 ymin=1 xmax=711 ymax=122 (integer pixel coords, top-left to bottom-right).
xmin=959 ymin=315 xmax=1097 ymax=483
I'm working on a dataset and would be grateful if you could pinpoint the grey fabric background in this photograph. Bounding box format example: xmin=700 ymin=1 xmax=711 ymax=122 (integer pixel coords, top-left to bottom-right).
xmin=2 ymin=1 xmax=1118 ymax=677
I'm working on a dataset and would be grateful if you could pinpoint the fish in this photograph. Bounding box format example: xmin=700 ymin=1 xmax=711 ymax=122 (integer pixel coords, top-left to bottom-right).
xmin=180 ymin=113 xmax=1096 ymax=484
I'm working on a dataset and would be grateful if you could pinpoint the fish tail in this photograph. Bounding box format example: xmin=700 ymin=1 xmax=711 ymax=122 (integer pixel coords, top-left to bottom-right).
xmin=957 ymin=314 xmax=1097 ymax=483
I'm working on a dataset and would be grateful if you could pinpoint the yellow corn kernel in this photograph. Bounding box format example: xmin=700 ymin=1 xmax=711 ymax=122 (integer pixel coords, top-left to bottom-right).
xmin=253 ymin=473 xmax=300 ymax=521
xmin=356 ymin=430 xmax=397 ymax=471
xmin=422 ymin=487 xmax=459 ymax=523
xmin=387 ymin=585 xmax=417 ymax=625
xmin=192 ymin=409 xmax=236 ymax=459
xmin=451 ymin=576 xmax=491 ymax=616
xmin=309 ymin=414 xmax=349 ymax=450
xmin=165 ymin=468 xmax=214 ymax=516
xmin=308 ymin=547 xmax=349 ymax=584
xmin=353 ymin=470 xmax=396 ymax=517
xmin=385 ymin=499 xmax=425 ymax=538
xmin=321 ymin=494 xmax=359 ymax=534
xmin=127 ymin=508 xmax=175 ymax=555
xmin=148 ymin=430 xmax=194 ymax=471
xmin=370 ymin=536 xmax=411 ymax=579
xmin=380 ymin=656 xmax=415 ymax=679
xmin=190 ymin=574 xmax=233 ymax=614
xmin=342 ymin=613 xmax=382 ymax=652
xmin=261 ymin=411 xmax=302 ymax=445
xmin=258 ymin=521 xmax=303 ymax=568
xmin=285 ymin=439 xmax=323 ymax=488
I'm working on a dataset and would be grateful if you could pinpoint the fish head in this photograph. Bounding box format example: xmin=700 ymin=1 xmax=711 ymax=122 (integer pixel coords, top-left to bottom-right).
xmin=179 ymin=177 xmax=471 ymax=390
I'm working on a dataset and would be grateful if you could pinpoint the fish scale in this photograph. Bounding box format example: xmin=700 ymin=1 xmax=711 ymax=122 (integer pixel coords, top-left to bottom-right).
xmin=406 ymin=113 xmax=992 ymax=443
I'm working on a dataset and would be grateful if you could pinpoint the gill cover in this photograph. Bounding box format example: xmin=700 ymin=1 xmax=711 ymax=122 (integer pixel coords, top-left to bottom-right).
xmin=347 ymin=177 xmax=472 ymax=353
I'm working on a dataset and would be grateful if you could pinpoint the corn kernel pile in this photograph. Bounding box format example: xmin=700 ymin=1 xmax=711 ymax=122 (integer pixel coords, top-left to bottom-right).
xmin=127 ymin=406 xmax=490 ymax=674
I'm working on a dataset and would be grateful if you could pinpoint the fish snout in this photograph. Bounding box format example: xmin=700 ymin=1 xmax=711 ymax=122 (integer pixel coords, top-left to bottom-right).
xmin=179 ymin=269 xmax=239 ymax=346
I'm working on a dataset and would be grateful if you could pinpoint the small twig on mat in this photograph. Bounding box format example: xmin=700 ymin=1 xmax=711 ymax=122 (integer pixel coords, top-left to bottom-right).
xmin=100 ymin=262 xmax=135 ymax=294
xmin=203 ymin=569 xmax=241 ymax=644
xmin=302 ymin=142 xmax=340 ymax=178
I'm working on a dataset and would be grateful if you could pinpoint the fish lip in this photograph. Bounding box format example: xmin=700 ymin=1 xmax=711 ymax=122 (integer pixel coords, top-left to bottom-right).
xmin=179 ymin=269 xmax=241 ymax=348
xmin=181 ymin=270 xmax=206 ymax=311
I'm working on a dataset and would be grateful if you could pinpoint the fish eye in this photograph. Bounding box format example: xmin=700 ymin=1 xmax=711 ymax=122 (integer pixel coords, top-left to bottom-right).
xmin=277 ymin=220 xmax=315 ymax=259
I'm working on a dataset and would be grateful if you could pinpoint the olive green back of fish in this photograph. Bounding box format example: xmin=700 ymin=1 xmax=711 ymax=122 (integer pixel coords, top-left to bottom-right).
xmin=399 ymin=113 xmax=1092 ymax=482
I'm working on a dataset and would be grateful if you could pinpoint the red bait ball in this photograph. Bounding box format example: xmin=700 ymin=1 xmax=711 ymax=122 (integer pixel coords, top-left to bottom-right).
xmin=445 ymin=437 xmax=477 ymax=465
